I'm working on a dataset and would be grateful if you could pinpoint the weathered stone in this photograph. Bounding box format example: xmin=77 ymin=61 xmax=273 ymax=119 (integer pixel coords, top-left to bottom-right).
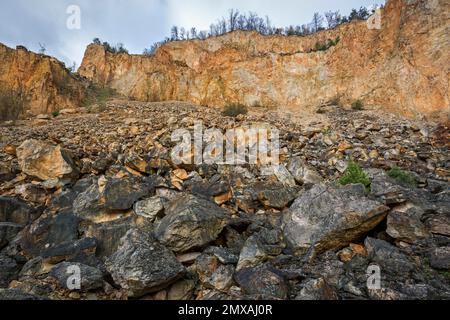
xmin=50 ymin=262 xmax=104 ymax=291
xmin=195 ymin=254 xmax=235 ymax=291
xmin=287 ymin=157 xmax=323 ymax=186
xmin=237 ymin=228 xmax=284 ymax=271
xmin=16 ymin=139 xmax=78 ymax=181
xmin=386 ymin=203 xmax=429 ymax=243
xmin=73 ymin=176 xmax=152 ymax=218
xmin=429 ymin=247 xmax=450 ymax=270
xmin=167 ymin=279 xmax=196 ymax=300
xmin=0 ymin=223 xmax=23 ymax=249
xmin=284 ymin=184 xmax=389 ymax=256
xmin=0 ymin=289 xmax=45 ymax=300
xmin=155 ymin=194 xmax=229 ymax=253
xmin=365 ymin=237 xmax=415 ymax=275
xmin=0 ymin=197 xmax=38 ymax=225
xmin=106 ymin=229 xmax=185 ymax=298
xmin=0 ymin=254 xmax=19 ymax=287
xmin=133 ymin=196 xmax=164 ymax=222
xmin=83 ymin=217 xmax=134 ymax=259
xmin=257 ymin=186 xmax=298 ymax=210
xmin=18 ymin=212 xmax=80 ymax=257
xmin=40 ymin=237 xmax=97 ymax=264
xmin=295 ymin=278 xmax=339 ymax=300
xmin=235 ymin=265 xmax=288 ymax=300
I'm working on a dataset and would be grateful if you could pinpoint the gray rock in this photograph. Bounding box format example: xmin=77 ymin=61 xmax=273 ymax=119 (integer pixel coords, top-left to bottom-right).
xmin=235 ymin=265 xmax=288 ymax=300
xmin=0 ymin=196 xmax=38 ymax=225
xmin=195 ymin=254 xmax=235 ymax=291
xmin=0 ymin=254 xmax=19 ymax=287
xmin=429 ymin=247 xmax=450 ymax=270
xmin=0 ymin=289 xmax=45 ymax=300
xmin=18 ymin=212 xmax=80 ymax=257
xmin=257 ymin=186 xmax=298 ymax=210
xmin=133 ymin=196 xmax=164 ymax=222
xmin=40 ymin=237 xmax=97 ymax=264
xmin=155 ymin=194 xmax=228 ymax=253
xmin=0 ymin=222 xmax=23 ymax=249
xmin=237 ymin=228 xmax=284 ymax=271
xmin=364 ymin=237 xmax=415 ymax=275
xmin=73 ymin=176 xmax=151 ymax=218
xmin=83 ymin=216 xmax=134 ymax=259
xmin=386 ymin=203 xmax=429 ymax=243
xmin=295 ymin=278 xmax=339 ymax=300
xmin=106 ymin=229 xmax=185 ymax=298
xmin=283 ymin=184 xmax=389 ymax=256
xmin=287 ymin=157 xmax=323 ymax=186
xmin=50 ymin=262 xmax=103 ymax=291
xmin=167 ymin=279 xmax=196 ymax=300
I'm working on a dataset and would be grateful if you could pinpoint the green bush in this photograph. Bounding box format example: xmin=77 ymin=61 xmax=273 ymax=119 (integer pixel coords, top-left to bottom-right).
xmin=387 ymin=167 xmax=417 ymax=187
xmin=351 ymin=100 xmax=364 ymax=111
xmin=82 ymin=85 xmax=116 ymax=112
xmin=222 ymin=104 xmax=248 ymax=117
xmin=339 ymin=161 xmax=371 ymax=190
xmin=52 ymin=111 xmax=60 ymax=118
xmin=0 ymin=87 xmax=25 ymax=121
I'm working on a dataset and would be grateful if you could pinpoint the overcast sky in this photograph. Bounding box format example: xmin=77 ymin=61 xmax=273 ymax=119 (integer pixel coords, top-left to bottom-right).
xmin=0 ymin=0 xmax=384 ymax=67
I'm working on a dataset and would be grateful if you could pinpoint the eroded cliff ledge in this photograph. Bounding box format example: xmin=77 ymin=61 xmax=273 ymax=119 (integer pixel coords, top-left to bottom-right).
xmin=0 ymin=43 xmax=85 ymax=116
xmin=78 ymin=0 xmax=449 ymax=121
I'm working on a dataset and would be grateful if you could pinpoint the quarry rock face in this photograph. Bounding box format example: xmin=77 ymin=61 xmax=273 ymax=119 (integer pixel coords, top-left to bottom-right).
xmin=0 ymin=43 xmax=85 ymax=116
xmin=78 ymin=0 xmax=449 ymax=121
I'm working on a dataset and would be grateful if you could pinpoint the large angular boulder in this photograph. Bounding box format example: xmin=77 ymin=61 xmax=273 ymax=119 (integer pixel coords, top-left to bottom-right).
xmin=235 ymin=265 xmax=288 ymax=300
xmin=0 ymin=196 xmax=39 ymax=225
xmin=0 ymin=254 xmax=19 ymax=287
xmin=283 ymin=184 xmax=389 ymax=256
xmin=49 ymin=262 xmax=104 ymax=292
xmin=16 ymin=139 xmax=78 ymax=181
xmin=386 ymin=203 xmax=429 ymax=243
xmin=155 ymin=194 xmax=229 ymax=253
xmin=73 ymin=176 xmax=152 ymax=219
xmin=105 ymin=229 xmax=185 ymax=298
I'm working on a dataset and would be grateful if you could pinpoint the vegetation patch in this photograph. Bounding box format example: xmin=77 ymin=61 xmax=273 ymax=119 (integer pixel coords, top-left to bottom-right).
xmin=222 ymin=104 xmax=248 ymax=117
xmin=0 ymin=86 xmax=26 ymax=121
xmin=351 ymin=100 xmax=364 ymax=111
xmin=339 ymin=161 xmax=371 ymax=191
xmin=387 ymin=167 xmax=417 ymax=188
xmin=82 ymin=84 xmax=117 ymax=112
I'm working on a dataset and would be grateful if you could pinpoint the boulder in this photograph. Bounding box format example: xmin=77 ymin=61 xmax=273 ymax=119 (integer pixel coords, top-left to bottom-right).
xmin=0 ymin=254 xmax=19 ymax=287
xmin=283 ymin=184 xmax=389 ymax=256
xmin=429 ymin=247 xmax=450 ymax=270
xmin=133 ymin=196 xmax=164 ymax=222
xmin=16 ymin=139 xmax=78 ymax=181
xmin=287 ymin=157 xmax=324 ymax=186
xmin=105 ymin=229 xmax=185 ymax=298
xmin=50 ymin=262 xmax=104 ymax=291
xmin=73 ymin=176 xmax=152 ymax=218
xmin=235 ymin=265 xmax=288 ymax=300
xmin=155 ymin=194 xmax=229 ymax=253
xmin=386 ymin=203 xmax=429 ymax=243
xmin=0 ymin=196 xmax=39 ymax=225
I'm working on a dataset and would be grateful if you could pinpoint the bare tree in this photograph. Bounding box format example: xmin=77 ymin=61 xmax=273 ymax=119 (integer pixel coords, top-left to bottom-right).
xmin=324 ymin=11 xmax=341 ymax=29
xmin=170 ymin=26 xmax=179 ymax=40
xmin=228 ymin=9 xmax=239 ymax=31
xmin=190 ymin=27 xmax=198 ymax=39
xmin=179 ymin=27 xmax=186 ymax=40
xmin=311 ymin=12 xmax=324 ymax=32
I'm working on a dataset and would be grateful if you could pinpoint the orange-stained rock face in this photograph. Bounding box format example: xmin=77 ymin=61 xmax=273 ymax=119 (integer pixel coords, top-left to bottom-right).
xmin=0 ymin=43 xmax=85 ymax=116
xmin=78 ymin=0 xmax=449 ymax=121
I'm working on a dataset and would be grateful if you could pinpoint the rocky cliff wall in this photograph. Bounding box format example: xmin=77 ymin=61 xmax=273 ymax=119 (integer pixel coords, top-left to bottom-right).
xmin=77 ymin=0 xmax=449 ymax=120
xmin=0 ymin=43 xmax=85 ymax=116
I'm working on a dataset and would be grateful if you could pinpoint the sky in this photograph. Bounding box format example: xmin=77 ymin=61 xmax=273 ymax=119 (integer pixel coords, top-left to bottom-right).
xmin=0 ymin=0 xmax=384 ymax=67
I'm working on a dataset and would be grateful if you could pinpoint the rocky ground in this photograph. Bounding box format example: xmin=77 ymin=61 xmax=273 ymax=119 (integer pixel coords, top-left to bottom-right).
xmin=0 ymin=100 xmax=449 ymax=300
